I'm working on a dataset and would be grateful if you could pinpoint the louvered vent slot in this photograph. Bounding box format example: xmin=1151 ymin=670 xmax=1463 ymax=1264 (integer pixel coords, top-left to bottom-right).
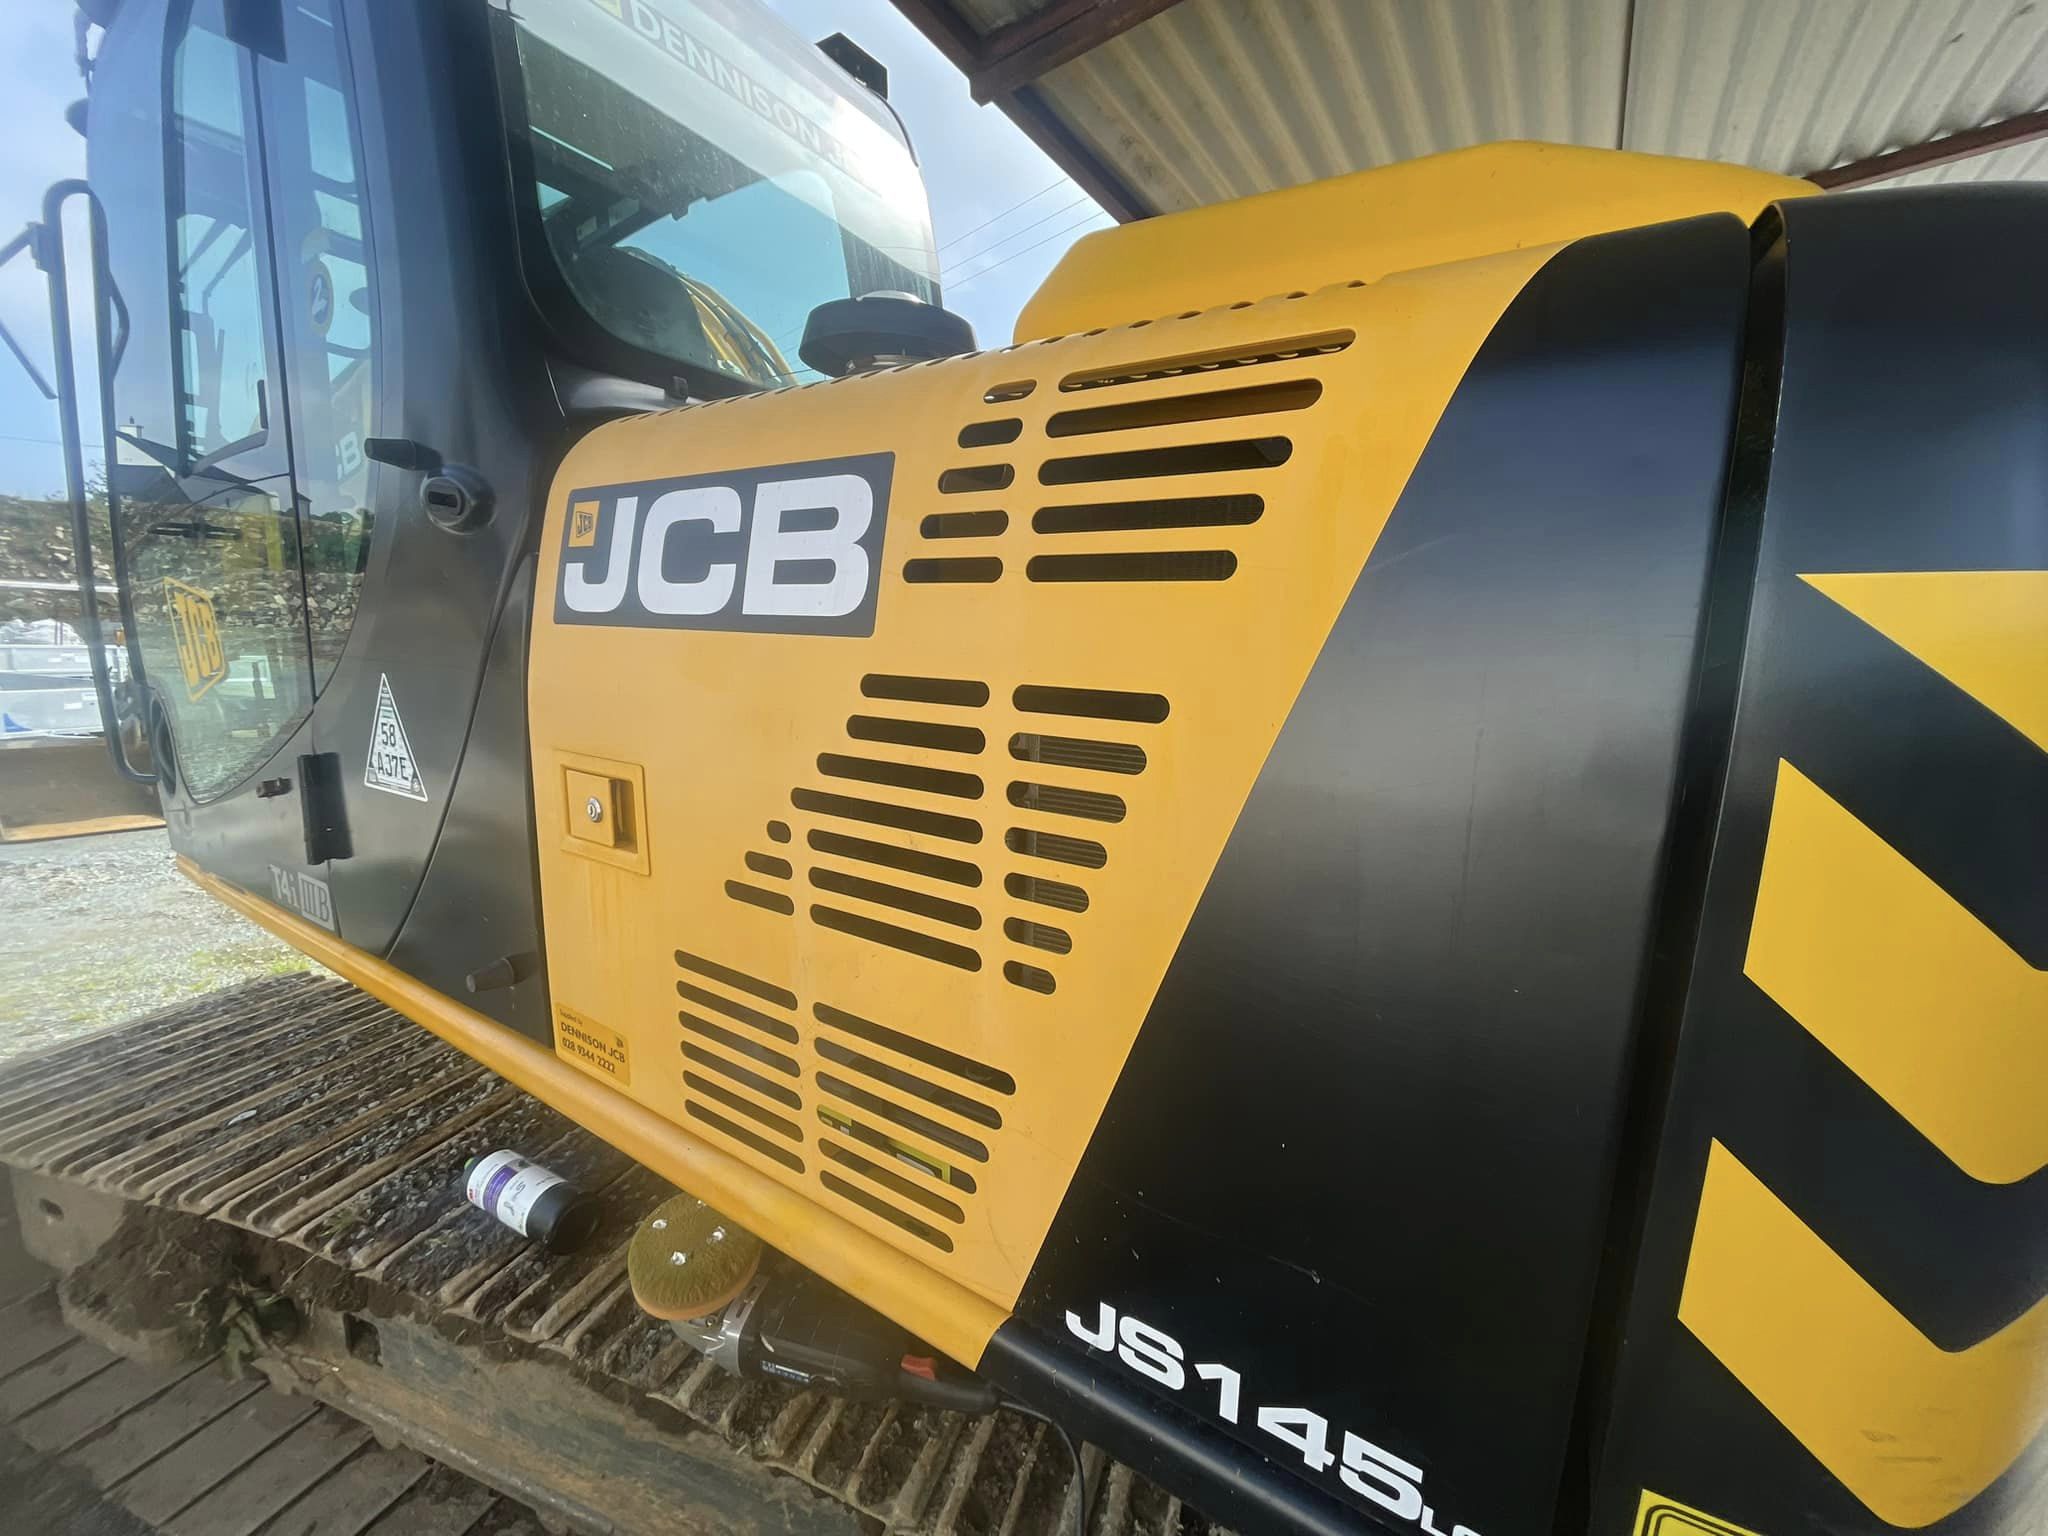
xmin=983 ymin=379 xmax=1035 ymax=403
xmin=1040 ymin=438 xmax=1291 ymax=484
xmin=938 ymin=464 xmax=1013 ymax=494
xmin=1045 ymin=380 xmax=1321 ymax=436
xmin=848 ymin=716 xmax=985 ymax=753
xmin=772 ymin=681 xmax=1002 ymax=975
xmin=905 ymin=557 xmax=1003 ymax=584
xmin=1004 ymin=826 xmax=1106 ymax=868
xmin=765 ymin=820 xmax=791 ymax=843
xmin=862 ymin=673 xmax=989 ymax=707
xmin=675 ymin=950 xmax=798 ymax=1009
xmin=1004 ymin=961 xmax=1056 ymax=994
xmin=1060 ymin=330 xmax=1352 ymax=391
xmin=790 ymin=789 xmax=981 ymax=842
xmin=921 ymin=510 xmax=1008 ymax=540
xmin=1005 ymin=916 xmax=1071 ymax=954
xmin=678 ymin=1011 xmax=799 ymax=1074
xmin=1009 ymin=734 xmax=1145 ymax=774
xmin=744 ymin=851 xmax=792 ymax=879
xmin=815 ymin=1038 xmax=1001 ymax=1127
xmin=1027 ymin=551 xmax=1235 ymax=582
xmin=682 ymin=1042 xmax=801 ymax=1109
xmin=821 ymin=1170 xmax=952 ymax=1250
xmin=815 ymin=1073 xmax=989 ymax=1161
xmin=725 ymin=879 xmax=793 ymax=915
xmin=1006 ymin=871 xmax=1088 ymax=912
xmin=814 ymin=1001 xmax=1016 ymax=1094
xmin=819 ymin=1106 xmax=978 ymax=1192
xmin=808 ymin=829 xmax=981 ymax=887
xmin=820 ymin=1141 xmax=965 ymax=1223
xmin=811 ymin=991 xmax=1011 ymax=1245
xmin=818 ymin=754 xmax=983 ymax=799
xmin=1013 ymin=685 xmax=1169 ymax=723
xmin=1019 ymin=344 xmax=1327 ymax=581
xmin=812 ymin=904 xmax=981 ymax=970
xmin=958 ymin=419 xmax=1023 ymax=448
xmin=676 ymin=980 xmax=799 ymax=1043
xmin=810 ymin=867 xmax=981 ymax=929
xmin=673 ymin=952 xmax=805 ymax=1173
xmin=688 ymin=1103 xmax=803 ymax=1173
xmin=685 ymin=1072 xmax=802 ymax=1140
xmin=1007 ymin=782 xmax=1126 ymax=822
xmin=1033 ymin=494 xmax=1262 ymax=535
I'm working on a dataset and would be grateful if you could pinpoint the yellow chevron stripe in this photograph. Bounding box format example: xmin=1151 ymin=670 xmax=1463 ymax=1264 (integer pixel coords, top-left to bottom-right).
xmin=1680 ymin=1142 xmax=2048 ymax=1529
xmin=1744 ymin=761 xmax=2048 ymax=1185
xmin=1801 ymin=570 xmax=2048 ymax=752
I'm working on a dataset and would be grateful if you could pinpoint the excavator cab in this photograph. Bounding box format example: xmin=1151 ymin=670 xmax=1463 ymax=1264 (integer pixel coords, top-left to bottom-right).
xmin=47 ymin=0 xmax=939 ymax=1038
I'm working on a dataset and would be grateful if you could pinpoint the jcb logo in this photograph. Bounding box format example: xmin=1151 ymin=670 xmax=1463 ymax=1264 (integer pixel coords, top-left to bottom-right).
xmin=555 ymin=453 xmax=892 ymax=636
xmin=164 ymin=578 xmax=225 ymax=700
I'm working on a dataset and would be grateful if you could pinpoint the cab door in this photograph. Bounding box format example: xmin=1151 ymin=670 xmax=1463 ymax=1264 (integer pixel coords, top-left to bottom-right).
xmin=94 ymin=0 xmax=334 ymax=922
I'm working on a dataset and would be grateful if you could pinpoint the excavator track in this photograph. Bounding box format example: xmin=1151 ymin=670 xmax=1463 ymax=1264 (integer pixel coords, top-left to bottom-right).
xmin=0 ymin=975 xmax=1221 ymax=1536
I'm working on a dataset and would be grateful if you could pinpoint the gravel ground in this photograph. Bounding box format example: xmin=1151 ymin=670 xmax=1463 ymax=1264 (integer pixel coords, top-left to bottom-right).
xmin=0 ymin=828 xmax=313 ymax=1059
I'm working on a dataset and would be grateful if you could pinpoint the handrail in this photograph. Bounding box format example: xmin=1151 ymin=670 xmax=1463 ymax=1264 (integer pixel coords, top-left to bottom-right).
xmin=30 ymin=178 xmax=155 ymax=784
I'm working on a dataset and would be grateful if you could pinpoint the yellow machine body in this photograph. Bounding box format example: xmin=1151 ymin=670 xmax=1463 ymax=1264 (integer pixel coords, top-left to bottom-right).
xmin=523 ymin=144 xmax=1808 ymax=1323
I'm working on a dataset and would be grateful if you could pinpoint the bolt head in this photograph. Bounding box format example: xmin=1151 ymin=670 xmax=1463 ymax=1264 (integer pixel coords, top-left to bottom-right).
xmin=650 ymin=1217 xmax=667 ymax=1231
xmin=670 ymin=1251 xmax=688 ymax=1266
xmin=584 ymin=796 xmax=604 ymax=823
xmin=710 ymin=1226 xmax=725 ymax=1242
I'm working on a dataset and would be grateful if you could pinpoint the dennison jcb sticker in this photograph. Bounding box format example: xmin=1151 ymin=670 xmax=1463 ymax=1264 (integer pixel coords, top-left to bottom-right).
xmin=1633 ymin=1490 xmax=1764 ymax=1536
xmin=554 ymin=1005 xmax=630 ymax=1087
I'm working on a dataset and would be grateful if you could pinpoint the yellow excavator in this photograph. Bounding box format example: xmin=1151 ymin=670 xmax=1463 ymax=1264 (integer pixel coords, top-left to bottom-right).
xmin=5 ymin=1 xmax=2043 ymax=1534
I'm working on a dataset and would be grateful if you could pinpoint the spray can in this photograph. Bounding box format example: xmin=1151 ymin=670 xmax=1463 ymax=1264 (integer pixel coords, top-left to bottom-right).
xmin=462 ymin=1150 xmax=600 ymax=1252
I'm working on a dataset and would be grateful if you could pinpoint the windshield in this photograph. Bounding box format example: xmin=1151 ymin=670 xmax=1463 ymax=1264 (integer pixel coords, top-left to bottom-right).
xmin=497 ymin=0 xmax=940 ymax=390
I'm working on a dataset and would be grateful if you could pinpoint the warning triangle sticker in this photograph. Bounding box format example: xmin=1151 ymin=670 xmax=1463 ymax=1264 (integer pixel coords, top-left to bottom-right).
xmin=364 ymin=673 xmax=428 ymax=801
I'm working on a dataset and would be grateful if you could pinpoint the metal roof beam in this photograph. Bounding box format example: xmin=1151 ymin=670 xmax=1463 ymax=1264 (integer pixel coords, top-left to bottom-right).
xmin=1807 ymin=108 xmax=2048 ymax=189
xmin=888 ymin=0 xmax=1157 ymax=222
xmin=967 ymin=0 xmax=1190 ymax=103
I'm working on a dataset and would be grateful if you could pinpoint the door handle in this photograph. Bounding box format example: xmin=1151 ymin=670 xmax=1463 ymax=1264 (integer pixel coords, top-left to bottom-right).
xmin=364 ymin=437 xmax=494 ymax=533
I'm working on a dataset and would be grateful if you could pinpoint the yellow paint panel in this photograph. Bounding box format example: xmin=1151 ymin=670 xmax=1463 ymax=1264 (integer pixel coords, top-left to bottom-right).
xmin=1019 ymin=141 xmax=1812 ymax=341
xmin=1802 ymin=570 xmax=2048 ymax=752
xmin=1631 ymin=1489 xmax=1768 ymax=1536
xmin=529 ymin=247 xmax=1560 ymax=1317
xmin=1744 ymin=761 xmax=2048 ymax=1184
xmin=1679 ymin=1142 xmax=2048 ymax=1528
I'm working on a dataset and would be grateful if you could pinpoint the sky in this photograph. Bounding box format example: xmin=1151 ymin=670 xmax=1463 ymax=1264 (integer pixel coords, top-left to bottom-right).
xmin=0 ymin=0 xmax=1109 ymax=500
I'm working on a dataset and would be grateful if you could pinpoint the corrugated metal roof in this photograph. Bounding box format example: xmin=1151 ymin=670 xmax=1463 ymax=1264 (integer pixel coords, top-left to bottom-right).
xmin=914 ymin=0 xmax=2048 ymax=215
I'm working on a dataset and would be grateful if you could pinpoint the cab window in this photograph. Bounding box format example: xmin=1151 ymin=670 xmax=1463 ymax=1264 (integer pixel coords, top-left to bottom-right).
xmin=116 ymin=0 xmax=316 ymax=801
xmin=261 ymin=0 xmax=381 ymax=686
xmin=495 ymin=0 xmax=940 ymax=391
xmin=169 ymin=8 xmax=269 ymax=459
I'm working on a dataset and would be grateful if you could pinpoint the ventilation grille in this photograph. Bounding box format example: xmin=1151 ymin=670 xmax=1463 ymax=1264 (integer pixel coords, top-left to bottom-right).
xmin=670 ymin=949 xmax=1017 ymax=1251
xmin=723 ymin=675 xmax=1169 ymax=999
xmin=909 ymin=328 xmax=1346 ymax=586
xmin=674 ymin=949 xmax=805 ymax=1174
